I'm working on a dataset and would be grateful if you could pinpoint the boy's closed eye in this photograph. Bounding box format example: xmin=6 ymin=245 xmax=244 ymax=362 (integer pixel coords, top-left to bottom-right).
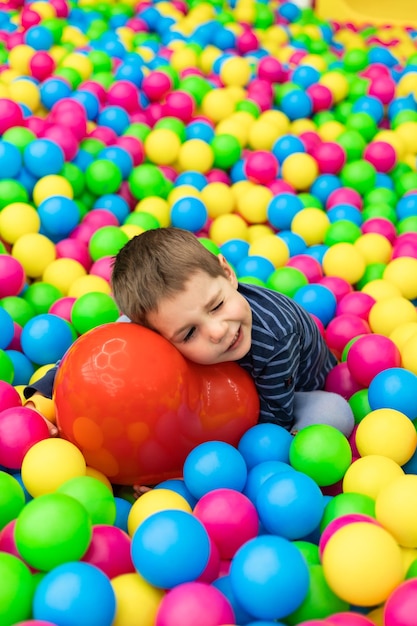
xmin=183 ymin=327 xmax=196 ymax=343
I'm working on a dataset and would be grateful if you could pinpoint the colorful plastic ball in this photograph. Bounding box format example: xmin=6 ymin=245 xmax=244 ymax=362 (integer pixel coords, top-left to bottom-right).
xmin=243 ymin=461 xmax=295 ymax=505
xmin=320 ymin=492 xmax=376 ymax=533
xmin=23 ymin=139 xmax=64 ymax=178
xmin=212 ymin=573 xmax=253 ymax=625
xmin=155 ymin=478 xmax=197 ymax=509
xmin=183 ymin=441 xmax=247 ymax=499
xmin=20 ymin=313 xmax=74 ymax=366
xmin=356 ymin=407 xmax=417 ymax=466
xmin=88 ymin=225 xmax=129 ymax=262
xmin=0 ymin=254 xmax=26 ymax=298
xmin=155 ymin=581 xmax=234 ymax=626
xmin=0 ymin=405 xmax=50 ymax=470
xmin=230 ymin=534 xmax=309 ymax=620
xmin=111 ymin=572 xmax=164 ymax=626
xmin=313 ymin=142 xmax=346 ymax=175
xmin=346 ymin=334 xmax=401 ymax=388
xmin=293 ymin=284 xmax=336 ymax=326
xmin=85 ymin=159 xmax=123 ymax=195
xmin=266 ymin=267 xmax=308 ymax=299
xmin=144 ymin=128 xmax=181 ymax=166
xmin=131 ymin=509 xmax=210 ymax=589
xmin=0 ymin=552 xmax=34 ymax=625
xmin=0 ymin=99 xmax=24 ymax=135
xmin=325 ymin=314 xmax=370 ymax=360
xmin=244 ymin=150 xmax=279 ymax=185
xmin=37 ymin=196 xmax=80 ymax=238
xmin=256 ymin=470 xmax=324 ymax=540
xmin=127 ymin=488 xmax=192 ymax=537
xmin=368 ymin=296 xmax=417 ymax=336
xmin=0 ymin=471 xmax=26 ymax=531
xmin=286 ymin=254 xmax=324 ymax=283
xmin=267 ymin=192 xmax=303 ymax=230
xmin=70 ymin=292 xmax=119 ymax=335
xmin=281 ymin=153 xmax=318 ymax=191
xmin=368 ymin=367 xmax=417 ymax=420
xmin=80 ymin=524 xmax=134 ymax=579
xmin=384 ymin=578 xmax=417 ymax=626
xmin=22 ymin=282 xmax=63 ymax=315
xmin=170 ymin=196 xmax=208 ymax=232
xmin=364 ymin=141 xmax=397 ymax=173
xmin=383 ymin=257 xmax=417 ymax=300
xmin=33 ymin=561 xmax=116 ymax=626
xmin=193 ymin=488 xmax=259 ymax=560
xmin=322 ymin=243 xmax=366 ymax=284
xmin=238 ymin=423 xmax=293 ymax=469
xmin=321 ymin=521 xmax=403 ymax=606
xmin=57 ymin=475 xmax=116 ymax=525
xmin=291 ymin=208 xmax=330 ymax=246
xmin=0 ymin=380 xmax=21 ymax=412
xmin=343 ymin=455 xmax=404 ymax=500
xmin=289 ymin=425 xmax=352 ymax=487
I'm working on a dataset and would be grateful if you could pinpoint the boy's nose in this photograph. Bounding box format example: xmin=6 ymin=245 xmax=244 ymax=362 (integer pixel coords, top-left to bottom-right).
xmin=208 ymin=320 xmax=227 ymax=343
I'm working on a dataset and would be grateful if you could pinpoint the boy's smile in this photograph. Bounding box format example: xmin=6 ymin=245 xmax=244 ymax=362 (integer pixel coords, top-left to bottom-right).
xmin=147 ymin=258 xmax=252 ymax=365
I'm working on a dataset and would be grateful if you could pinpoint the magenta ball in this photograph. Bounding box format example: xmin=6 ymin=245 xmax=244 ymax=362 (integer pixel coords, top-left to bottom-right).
xmin=336 ymin=292 xmax=375 ymax=321
xmin=0 ymin=255 xmax=26 ymax=298
xmin=319 ymin=514 xmax=380 ymax=558
xmin=81 ymin=524 xmax=135 ymax=579
xmin=392 ymin=236 xmax=417 ymax=259
xmin=0 ymin=406 xmax=50 ymax=469
xmin=48 ymin=297 xmax=76 ymax=322
xmin=89 ymin=126 xmax=118 ymax=145
xmin=346 ymin=334 xmax=402 ymax=387
xmin=310 ymin=313 xmax=325 ymax=337
xmin=0 ymin=520 xmax=28 ymax=563
xmin=155 ymin=581 xmax=234 ymax=626
xmin=193 ymin=488 xmax=259 ymax=560
xmin=116 ymin=135 xmax=144 ymax=166
xmin=0 ymin=98 xmax=24 ymax=134
xmin=327 ymin=613 xmax=377 ymax=626
xmin=326 ymin=187 xmax=363 ymax=210
xmin=206 ymin=169 xmax=230 ymax=185
xmin=325 ymin=314 xmax=371 ymax=360
xmin=164 ymin=90 xmax=195 ymax=123
xmin=306 ymin=84 xmax=333 ymax=113
xmin=313 ymin=142 xmax=346 ymax=174
xmin=384 ymin=578 xmax=417 ymax=626
xmin=43 ymin=124 xmax=79 ymax=161
xmin=244 ymin=150 xmax=279 ymax=185
xmin=55 ymin=238 xmax=92 ymax=271
xmin=363 ymin=141 xmax=396 ymax=173
xmin=107 ymin=80 xmax=140 ymax=113
xmin=197 ymin=537 xmax=220 ymax=583
xmin=49 ymin=99 xmax=87 ymax=140
xmin=368 ymin=76 xmax=396 ymax=105
xmin=83 ymin=208 xmax=119 ymax=228
xmin=299 ymin=130 xmax=322 ymax=155
xmin=319 ymin=276 xmax=353 ymax=302
xmin=89 ymin=256 xmax=113 ymax=282
xmin=361 ymin=217 xmax=396 ymax=244
xmin=286 ymin=255 xmax=323 ymax=283
xmin=0 ymin=381 xmax=22 ymax=412
xmin=142 ymin=71 xmax=172 ymax=102
xmin=325 ymin=362 xmax=363 ymax=399
xmin=257 ymin=56 xmax=286 ymax=82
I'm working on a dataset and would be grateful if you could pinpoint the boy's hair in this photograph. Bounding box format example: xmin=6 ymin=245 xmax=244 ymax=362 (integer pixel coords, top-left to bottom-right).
xmin=111 ymin=227 xmax=227 ymax=326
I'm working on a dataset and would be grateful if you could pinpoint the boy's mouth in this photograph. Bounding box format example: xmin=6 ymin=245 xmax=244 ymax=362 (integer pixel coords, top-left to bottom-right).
xmin=228 ymin=327 xmax=241 ymax=351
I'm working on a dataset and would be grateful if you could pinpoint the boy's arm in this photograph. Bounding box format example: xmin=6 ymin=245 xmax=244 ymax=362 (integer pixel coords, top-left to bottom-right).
xmin=23 ymin=363 xmax=59 ymax=400
xmin=23 ymin=363 xmax=60 ymax=437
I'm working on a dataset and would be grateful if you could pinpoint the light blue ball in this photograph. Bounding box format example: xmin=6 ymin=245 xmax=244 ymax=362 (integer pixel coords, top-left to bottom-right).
xmin=293 ymin=283 xmax=337 ymax=326
xmin=155 ymin=478 xmax=197 ymax=508
xmin=368 ymin=367 xmax=417 ymax=420
xmin=236 ymin=255 xmax=275 ymax=283
xmin=23 ymin=139 xmax=65 ymax=178
xmin=20 ymin=314 xmax=74 ymax=365
xmin=243 ymin=460 xmax=295 ymax=504
xmin=38 ymin=196 xmax=81 ymax=238
xmin=170 ymin=196 xmax=208 ymax=232
xmin=0 ymin=141 xmax=22 ymax=179
xmin=238 ymin=423 xmax=294 ymax=469
xmin=267 ymin=192 xmax=303 ymax=230
xmin=0 ymin=307 xmax=14 ymax=350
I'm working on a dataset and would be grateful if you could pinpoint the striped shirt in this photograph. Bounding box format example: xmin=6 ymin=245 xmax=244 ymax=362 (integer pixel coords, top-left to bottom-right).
xmin=237 ymin=282 xmax=337 ymax=430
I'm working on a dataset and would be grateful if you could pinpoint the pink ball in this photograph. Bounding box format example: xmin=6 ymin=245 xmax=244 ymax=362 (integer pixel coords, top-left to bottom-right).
xmin=81 ymin=524 xmax=135 ymax=579
xmin=310 ymin=313 xmax=325 ymax=337
xmin=25 ymin=115 xmax=50 ymax=137
xmin=145 ymin=102 xmax=165 ymax=125
xmin=107 ymin=80 xmax=140 ymax=113
xmin=155 ymin=582 xmax=235 ymax=626
xmin=21 ymin=7 xmax=42 ymax=29
xmin=361 ymin=63 xmax=390 ymax=81
xmin=164 ymin=90 xmax=195 ymax=123
xmin=257 ymin=56 xmax=286 ymax=83
xmin=368 ymin=76 xmax=396 ymax=105
xmin=83 ymin=208 xmax=119 ymax=228
xmin=361 ymin=217 xmax=397 ymax=244
xmin=319 ymin=514 xmax=380 ymax=558
xmin=79 ymin=80 xmax=107 ymax=105
xmin=43 ymin=124 xmax=79 ymax=161
xmin=247 ymin=79 xmax=274 ymax=100
xmin=0 ymin=98 xmax=24 ymax=134
xmin=206 ymin=169 xmax=230 ymax=185
xmin=319 ymin=276 xmax=353 ymax=302
xmin=7 ymin=322 xmax=22 ymax=351
xmin=236 ymin=29 xmax=259 ymax=54
xmin=0 ymin=406 xmax=50 ymax=469
xmin=336 ymin=292 xmax=375 ymax=321
xmin=55 ymin=238 xmax=92 ymax=271
xmin=0 ymin=255 xmax=25 ymax=298
xmin=116 ymin=135 xmax=144 ymax=166
xmin=49 ymin=99 xmax=87 ymax=141
xmin=325 ymin=362 xmax=363 ymax=399
xmin=326 ymin=613 xmax=376 ymax=626
xmin=326 ymin=188 xmax=363 ymax=210
xmin=193 ymin=488 xmax=259 ymax=560
xmin=125 ymin=16 xmax=149 ymax=32
xmin=267 ymin=179 xmax=294 ymax=194
xmin=0 ymin=520 xmax=35 ymax=572
xmin=69 ymin=222 xmax=99 ymax=246
xmin=286 ymin=255 xmax=323 ymax=283
xmin=313 ymin=142 xmax=346 ymax=174
xmin=306 ymin=83 xmax=333 ymax=113
xmin=49 ymin=297 xmax=76 ymax=322
xmin=244 ymin=150 xmax=279 ymax=185
xmin=158 ymin=165 xmax=177 ymax=182
xmin=299 ymin=131 xmax=322 ymax=155
xmin=141 ymin=71 xmax=172 ymax=102
xmin=0 ymin=381 xmax=22 ymax=412
xmin=197 ymin=537 xmax=220 ymax=583
xmin=392 ymin=237 xmax=417 ymax=259
xmin=346 ymin=334 xmax=401 ymax=387
xmin=384 ymin=578 xmax=417 ymax=626
xmin=89 ymin=256 xmax=113 ymax=282
xmin=88 ymin=125 xmax=118 ymax=145
xmin=363 ymin=140 xmax=396 ymax=172
xmin=29 ymin=51 xmax=55 ymax=81
xmin=325 ymin=314 xmax=371 ymax=361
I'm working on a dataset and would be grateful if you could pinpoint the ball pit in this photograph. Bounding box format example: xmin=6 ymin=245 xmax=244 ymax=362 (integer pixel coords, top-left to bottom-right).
xmin=1 ymin=0 xmax=417 ymax=623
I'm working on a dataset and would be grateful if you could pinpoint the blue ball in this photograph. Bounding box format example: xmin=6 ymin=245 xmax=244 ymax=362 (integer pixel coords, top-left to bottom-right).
xmin=396 ymin=193 xmax=417 ymax=220
xmin=72 ymin=90 xmax=100 ymax=121
xmin=352 ymin=95 xmax=384 ymax=124
xmin=230 ymin=534 xmax=309 ymax=620
xmin=213 ymin=574 xmax=254 ymax=624
xmin=230 ymin=158 xmax=247 ymax=183
xmin=272 ymin=135 xmax=305 ymax=164
xmin=291 ymin=65 xmax=320 ymax=89
xmin=236 ymin=256 xmax=275 ymax=283
xmin=23 ymin=139 xmax=65 ymax=178
xmin=327 ymin=203 xmax=363 ymax=226
xmin=368 ymin=367 xmax=417 ymax=420
xmin=238 ymin=423 xmax=294 ymax=469
xmin=304 ymin=244 xmax=329 ymax=264
xmin=98 ymin=146 xmax=133 ymax=179
xmin=38 ymin=196 xmax=81 ymax=238
xmin=97 ymin=105 xmax=130 ymax=135
xmin=280 ymin=91 xmax=313 ymax=121
xmin=277 ymin=1 xmax=301 ymax=21
xmin=24 ymin=24 xmax=54 ymax=50
xmin=93 ymin=194 xmax=130 ymax=223
xmin=243 ymin=460 xmax=295 ymax=504
xmin=5 ymin=350 xmax=34 ymax=386
xmin=293 ymin=284 xmax=337 ymax=326
xmin=256 ymin=471 xmax=325 ymax=540
xmin=183 ymin=441 xmax=248 ymax=498
xmin=388 ymin=95 xmax=417 ymax=120
xmin=267 ymin=193 xmax=303 ymax=230
xmin=375 ymin=173 xmax=394 ymax=189
xmin=155 ymin=478 xmax=197 ymax=508
xmin=185 ymin=121 xmax=215 ymax=143
xmin=276 ymin=231 xmax=307 ymax=257
xmin=131 ymin=509 xmax=210 ymax=588
xmin=113 ymin=496 xmax=132 ymax=533
xmin=0 ymin=307 xmax=14 ymax=350
xmin=175 ymin=171 xmax=208 ymax=190
xmin=170 ymin=196 xmax=208 ymax=232
xmin=310 ymin=174 xmax=341 ymax=206
xmin=33 ymin=561 xmax=116 ymax=626
xmin=40 ymin=78 xmax=72 ymax=110
xmin=220 ymin=238 xmax=250 ymax=268
xmin=20 ymin=314 xmax=74 ymax=365
xmin=0 ymin=140 xmax=22 ymax=179
xmin=115 ymin=62 xmax=144 ymax=87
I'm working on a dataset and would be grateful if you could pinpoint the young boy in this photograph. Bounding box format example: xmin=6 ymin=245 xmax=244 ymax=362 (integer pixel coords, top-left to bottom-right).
xmin=25 ymin=227 xmax=354 ymax=438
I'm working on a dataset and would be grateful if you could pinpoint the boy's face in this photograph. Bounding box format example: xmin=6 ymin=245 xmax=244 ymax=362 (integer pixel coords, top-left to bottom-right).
xmin=147 ymin=256 xmax=252 ymax=365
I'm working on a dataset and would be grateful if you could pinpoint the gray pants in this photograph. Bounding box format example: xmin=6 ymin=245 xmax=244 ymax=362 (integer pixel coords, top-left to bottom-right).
xmin=293 ymin=390 xmax=355 ymax=438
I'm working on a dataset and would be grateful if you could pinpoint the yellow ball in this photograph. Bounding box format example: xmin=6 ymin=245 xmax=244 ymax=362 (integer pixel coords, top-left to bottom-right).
xmin=355 ymin=408 xmax=417 ymax=466
xmin=366 ymin=606 xmax=385 ymax=626
xmin=260 ymin=110 xmax=290 ymax=135
xmin=395 ymin=122 xmax=417 ymax=153
xmin=383 ymin=257 xmax=417 ymax=300
xmin=120 ymin=224 xmax=144 ymax=239
xmin=322 ymin=243 xmax=366 ymax=284
xmin=30 ymin=1 xmax=56 ymax=19
xmin=353 ymin=233 xmax=392 ymax=265
xmin=368 ymin=296 xmax=417 ymax=336
xmin=8 ymin=45 xmax=34 ymax=74
xmin=396 ymin=71 xmax=417 ymax=96
xmin=290 ymin=118 xmax=317 ymax=136
xmin=170 ymin=46 xmax=199 ymax=73
xmin=177 ymin=139 xmax=214 ymax=173
xmin=68 ymin=275 xmax=111 ymax=298
xmin=220 ymin=56 xmax=252 ymax=87
xmin=134 ymin=197 xmax=170 ymax=228
xmin=127 ymin=488 xmax=192 ymax=536
xmin=111 ymin=573 xmax=164 ymax=626
xmin=247 ymin=224 xmax=274 ymax=243
xmin=200 ymin=182 xmax=236 ymax=218
xmin=201 ymin=89 xmax=235 ymax=122
xmin=199 ymin=45 xmax=221 ymax=74
xmin=401 ymin=332 xmax=417 ymax=375
xmin=42 ymin=258 xmax=87 ymax=295
xmin=33 ymin=175 xmax=74 ymax=206
xmin=376 ymin=475 xmax=417 ymax=548
xmin=319 ymin=70 xmax=349 ymax=103
xmin=343 ymin=455 xmax=404 ymax=499
xmin=29 ymin=363 xmax=56 ymax=385
xmin=209 ymin=213 xmax=249 ymax=245
xmin=21 ymin=438 xmax=87 ymax=498
xmin=361 ymin=279 xmax=402 ymax=302
xmin=0 ymin=203 xmax=40 ymax=244
xmin=144 ymin=129 xmax=182 ymax=165
xmin=8 ymin=79 xmax=41 ymax=112
xmin=60 ymin=52 xmax=93 ymax=81
xmin=85 ymin=466 xmax=113 ymax=492
xmin=249 ymin=235 xmax=289 ymax=267
xmin=389 ymin=322 xmax=417 ymax=352
xmin=12 ymin=232 xmax=56 ymax=278
xmin=248 ymin=119 xmax=284 ymax=151
xmin=322 ymin=522 xmax=404 ymax=606
xmin=236 ymin=185 xmax=273 ymax=224
xmin=168 ymin=185 xmax=201 ymax=206
xmin=231 ymin=180 xmax=254 ymax=202
xmin=291 ymin=208 xmax=330 ymax=246
xmin=318 ymin=121 xmax=346 ymax=142
xmin=281 ymin=153 xmax=319 ymax=191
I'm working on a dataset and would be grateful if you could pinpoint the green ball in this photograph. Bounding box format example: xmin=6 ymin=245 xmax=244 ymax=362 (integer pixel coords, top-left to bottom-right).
xmin=395 ymin=171 xmax=417 ymax=197
xmin=289 ymin=424 xmax=352 ymax=487
xmin=88 ymin=49 xmax=112 ymax=73
xmin=179 ymin=75 xmax=212 ymax=106
xmin=254 ymin=2 xmax=274 ymax=28
xmin=397 ymin=216 xmax=417 ymax=234
xmin=14 ymin=493 xmax=92 ymax=571
xmin=361 ymin=203 xmax=397 ymax=223
xmin=324 ymin=220 xmax=362 ymax=246
xmin=336 ymin=130 xmax=366 ymax=162
xmin=364 ymin=187 xmax=397 ymax=207
xmin=349 ymin=388 xmax=372 ymax=424
xmin=391 ymin=110 xmax=417 ymax=128
xmin=334 ymin=100 xmax=353 ymax=124
xmin=391 ymin=161 xmax=413 ymax=181
xmin=88 ymin=225 xmax=129 ymax=261
xmin=320 ymin=492 xmax=376 ymax=533
xmin=347 ymin=76 xmax=369 ymax=102
xmin=22 ymin=282 xmax=63 ymax=315
xmin=285 ymin=564 xmax=349 ymax=625
xmin=406 ymin=559 xmax=417 ymax=580
xmin=292 ymin=540 xmax=320 ymax=566
xmin=355 ymin=262 xmax=386 ymax=289
xmin=61 ymin=162 xmax=85 ymax=197
xmin=2 ymin=126 xmax=36 ymax=152
xmin=235 ymin=99 xmax=261 ymax=118
xmin=0 ymin=179 xmax=29 ymax=210
xmin=55 ymin=66 xmax=82 ymax=89
xmin=0 ymin=296 xmax=35 ymax=327
xmin=346 ymin=112 xmax=378 ymax=141
xmin=85 ymin=160 xmax=123 ymax=195
xmin=298 ymin=193 xmax=323 ymax=209
xmin=123 ymin=122 xmax=151 ymax=142
xmin=70 ymin=292 xmax=120 ymax=335
xmin=0 ymin=471 xmax=25 ymax=530
xmin=343 ymin=49 xmax=369 ymax=72
xmin=313 ymin=110 xmax=336 ymax=127
xmin=210 ymin=133 xmax=242 ymax=169
xmin=340 ymin=159 xmax=377 ymax=195
xmin=91 ymin=71 xmax=114 ymax=89
xmin=266 ymin=267 xmax=308 ymax=299
xmin=199 ymin=237 xmax=221 ymax=256
xmin=238 ymin=276 xmax=266 ymax=287
xmin=154 ymin=116 xmax=186 ymax=142
xmin=124 ymin=211 xmax=160 ymax=230
xmin=128 ymin=163 xmax=168 ymax=200
xmin=57 ymin=476 xmax=116 ymax=525
xmin=80 ymin=137 xmax=106 ymax=157
xmin=0 ymin=552 xmax=34 ymax=625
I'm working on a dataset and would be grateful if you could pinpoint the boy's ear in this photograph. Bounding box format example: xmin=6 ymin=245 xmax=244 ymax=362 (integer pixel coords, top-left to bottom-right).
xmin=218 ymin=255 xmax=238 ymax=288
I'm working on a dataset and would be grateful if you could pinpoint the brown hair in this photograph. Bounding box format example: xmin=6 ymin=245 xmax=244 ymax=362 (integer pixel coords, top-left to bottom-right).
xmin=111 ymin=227 xmax=226 ymax=326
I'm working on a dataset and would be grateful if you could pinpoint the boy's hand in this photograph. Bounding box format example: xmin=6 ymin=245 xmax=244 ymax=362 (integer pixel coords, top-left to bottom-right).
xmin=24 ymin=394 xmax=58 ymax=437
xmin=133 ymin=484 xmax=153 ymax=499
